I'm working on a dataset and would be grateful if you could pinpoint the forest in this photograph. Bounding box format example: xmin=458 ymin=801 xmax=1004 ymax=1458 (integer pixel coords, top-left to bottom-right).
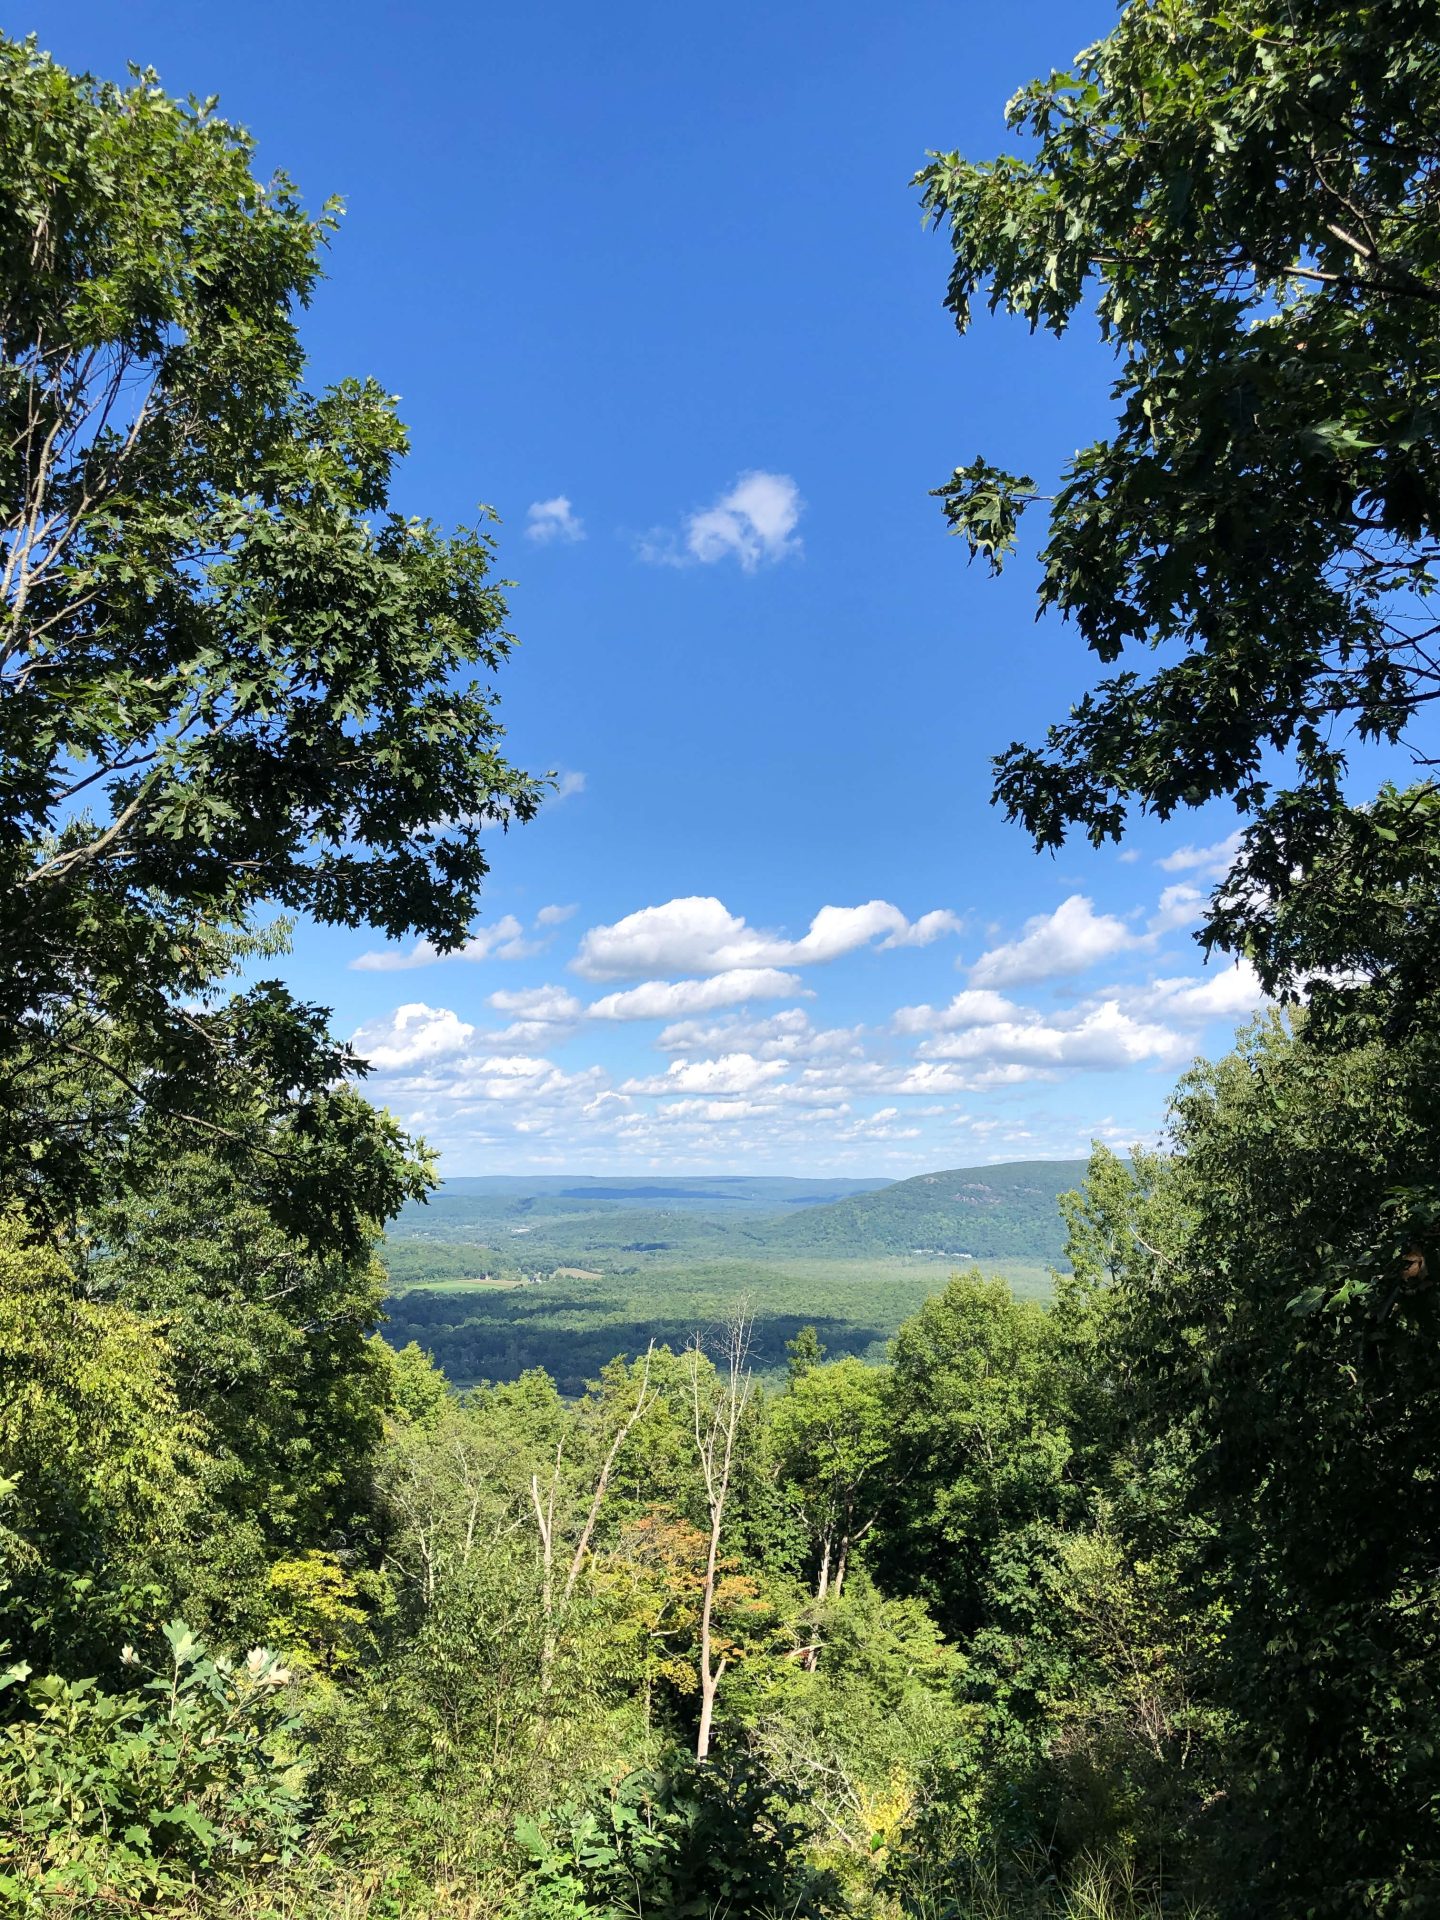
xmin=5 ymin=4 xmax=1440 ymax=1917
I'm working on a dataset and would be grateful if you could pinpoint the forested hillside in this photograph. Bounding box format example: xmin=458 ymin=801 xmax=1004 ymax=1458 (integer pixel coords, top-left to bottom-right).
xmin=376 ymin=1162 xmax=1082 ymax=1392
xmin=6 ymin=9 xmax=1440 ymax=1920
xmin=764 ymin=1161 xmax=1085 ymax=1260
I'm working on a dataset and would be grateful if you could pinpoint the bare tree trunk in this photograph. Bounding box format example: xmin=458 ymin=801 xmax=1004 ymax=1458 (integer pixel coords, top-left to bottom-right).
xmin=689 ymin=1309 xmax=753 ymax=1762
xmin=530 ymin=1345 xmax=655 ymax=1693
xmin=529 ymin=1440 xmax=561 ymax=1686
xmin=804 ymin=1535 xmax=833 ymax=1671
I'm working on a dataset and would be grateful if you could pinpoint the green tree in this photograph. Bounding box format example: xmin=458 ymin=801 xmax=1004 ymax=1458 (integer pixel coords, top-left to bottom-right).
xmin=770 ymin=1357 xmax=890 ymax=1609
xmin=920 ymin=0 xmax=1440 ymax=1005
xmin=0 ymin=37 xmax=539 ymax=1224
xmin=878 ymin=1273 xmax=1069 ymax=1638
xmin=0 ymin=1215 xmax=204 ymax=1672
xmin=1127 ymin=1015 xmax=1440 ymax=1913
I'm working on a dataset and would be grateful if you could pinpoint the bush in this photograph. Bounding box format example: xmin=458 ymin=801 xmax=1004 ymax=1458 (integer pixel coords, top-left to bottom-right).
xmin=0 ymin=1621 xmax=310 ymax=1913
xmin=512 ymin=1756 xmax=841 ymax=1918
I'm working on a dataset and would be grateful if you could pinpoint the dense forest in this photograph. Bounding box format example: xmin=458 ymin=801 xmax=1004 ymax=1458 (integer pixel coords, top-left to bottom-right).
xmin=5 ymin=4 xmax=1440 ymax=1917
xmin=383 ymin=1162 xmax=1087 ymax=1271
xmin=376 ymin=1163 xmax=1081 ymax=1392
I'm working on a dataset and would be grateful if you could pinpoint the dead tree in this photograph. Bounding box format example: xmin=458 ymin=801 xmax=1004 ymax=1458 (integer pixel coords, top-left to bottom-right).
xmin=687 ymin=1309 xmax=754 ymax=1762
xmin=530 ymin=1342 xmax=655 ymax=1686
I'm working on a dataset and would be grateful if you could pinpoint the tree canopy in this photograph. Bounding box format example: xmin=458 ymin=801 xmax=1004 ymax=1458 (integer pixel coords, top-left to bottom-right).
xmin=0 ymin=37 xmax=539 ymax=1229
xmin=919 ymin=0 xmax=1440 ymax=1008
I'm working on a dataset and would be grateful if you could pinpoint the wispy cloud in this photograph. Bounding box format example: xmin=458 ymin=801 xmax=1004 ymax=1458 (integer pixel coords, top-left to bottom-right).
xmin=1155 ymin=831 xmax=1242 ymax=878
xmin=587 ymin=968 xmax=806 ymax=1021
xmin=639 ymin=470 xmax=803 ymax=571
xmin=351 ymin=913 xmax=535 ymax=973
xmin=525 ymin=495 xmax=585 ymax=544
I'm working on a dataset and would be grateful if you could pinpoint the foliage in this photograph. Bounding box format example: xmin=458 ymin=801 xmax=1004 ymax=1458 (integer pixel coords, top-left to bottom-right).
xmin=0 ymin=1622 xmax=306 ymax=1913
xmin=0 ymin=1215 xmax=203 ymax=1672
xmin=771 ymin=1357 xmax=890 ymax=1600
xmin=84 ymin=1154 xmax=393 ymax=1632
xmin=0 ymin=32 xmax=536 ymax=1232
xmin=879 ymin=1272 xmax=1070 ymax=1637
xmin=1127 ymin=1016 xmax=1440 ymax=1912
xmin=512 ymin=1758 xmax=841 ymax=1920
xmin=919 ymin=0 xmax=1440 ymax=1006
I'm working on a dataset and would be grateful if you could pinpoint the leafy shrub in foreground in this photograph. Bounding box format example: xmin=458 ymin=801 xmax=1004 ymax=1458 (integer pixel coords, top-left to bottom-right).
xmin=0 ymin=1621 xmax=309 ymax=1914
xmin=513 ymin=1755 xmax=841 ymax=1918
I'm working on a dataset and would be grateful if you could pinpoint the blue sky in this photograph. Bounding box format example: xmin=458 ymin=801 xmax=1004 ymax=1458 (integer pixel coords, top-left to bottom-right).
xmin=27 ymin=1 xmax=1317 ymax=1174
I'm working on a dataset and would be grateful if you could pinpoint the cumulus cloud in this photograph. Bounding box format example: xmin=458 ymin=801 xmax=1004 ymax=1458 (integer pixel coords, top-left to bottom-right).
xmin=1139 ymin=959 xmax=1266 ymax=1021
xmin=587 ymin=968 xmax=805 ymax=1021
xmin=352 ymin=914 xmax=533 ymax=973
xmin=535 ymin=903 xmax=578 ymax=926
xmin=574 ymin=896 xmax=962 ymax=980
xmin=1156 ymin=830 xmax=1242 ymax=878
xmin=892 ymin=989 xmax=1021 ymax=1035
xmin=655 ymin=1097 xmax=776 ymax=1123
xmin=969 ymin=895 xmax=1139 ymax=987
xmin=918 ymin=1000 xmax=1189 ymax=1075
xmin=640 ymin=470 xmax=803 ymax=571
xmin=623 ymin=1053 xmax=790 ymax=1097
xmin=351 ymin=1003 xmax=476 ymax=1070
xmin=554 ymin=771 xmax=587 ymax=801
xmin=1149 ymin=883 xmax=1206 ymax=934
xmin=487 ymin=985 xmax=584 ymax=1023
xmin=657 ymin=1007 xmax=863 ymax=1062
xmin=525 ymin=495 xmax=585 ymax=544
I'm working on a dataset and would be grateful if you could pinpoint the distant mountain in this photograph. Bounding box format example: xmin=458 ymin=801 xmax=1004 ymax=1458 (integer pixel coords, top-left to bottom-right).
xmin=764 ymin=1160 xmax=1089 ymax=1264
xmin=387 ymin=1161 xmax=1087 ymax=1271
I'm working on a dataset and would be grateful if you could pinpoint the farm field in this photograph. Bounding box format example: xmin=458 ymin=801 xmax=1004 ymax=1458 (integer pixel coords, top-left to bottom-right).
xmin=381 ymin=1253 xmax=1056 ymax=1392
xmin=377 ymin=1162 xmax=1079 ymax=1390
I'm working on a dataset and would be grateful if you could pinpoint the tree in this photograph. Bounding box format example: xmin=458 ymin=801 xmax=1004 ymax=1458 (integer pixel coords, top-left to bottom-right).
xmin=0 ymin=1214 xmax=204 ymax=1672
xmin=770 ymin=1358 xmax=890 ymax=1624
xmin=1116 ymin=1014 xmax=1440 ymax=1914
xmin=529 ymin=1344 xmax=655 ymax=1686
xmin=687 ymin=1313 xmax=754 ymax=1761
xmin=879 ymin=1273 xmax=1069 ymax=1638
xmin=84 ymin=1149 xmax=395 ymax=1633
xmin=919 ymin=0 xmax=1440 ymax=1007
xmin=0 ymin=38 xmax=540 ymax=1221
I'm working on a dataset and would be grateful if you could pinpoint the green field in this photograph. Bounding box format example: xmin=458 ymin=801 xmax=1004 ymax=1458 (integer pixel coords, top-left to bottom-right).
xmin=378 ymin=1161 xmax=1080 ymax=1390
xmin=381 ymin=1251 xmax=1057 ymax=1394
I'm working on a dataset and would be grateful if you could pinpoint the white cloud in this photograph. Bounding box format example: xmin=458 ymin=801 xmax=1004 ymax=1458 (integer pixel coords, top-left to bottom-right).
xmin=1140 ymin=959 xmax=1266 ymax=1021
xmin=1156 ymin=831 xmax=1242 ymax=878
xmin=587 ymin=968 xmax=805 ymax=1021
xmin=351 ymin=1003 xmax=476 ymax=1070
xmin=574 ymin=895 xmax=961 ymax=980
xmin=918 ymin=1000 xmax=1188 ymax=1074
xmin=655 ymin=1098 xmax=776 ymax=1123
xmin=554 ymin=771 xmax=587 ymax=801
xmin=640 ymin=470 xmax=803 ymax=571
xmin=657 ymin=1007 xmax=862 ymax=1062
xmin=487 ymin=984 xmax=584 ymax=1022
xmin=892 ymin=989 xmax=1022 ymax=1035
xmin=1149 ymin=883 xmax=1206 ymax=934
xmin=969 ymin=895 xmax=1138 ymax=987
xmin=525 ymin=495 xmax=585 ymax=544
xmin=352 ymin=914 xmax=533 ymax=972
xmin=886 ymin=908 xmax=966 ymax=947
xmin=668 ymin=1054 xmax=789 ymax=1095
xmin=535 ymin=903 xmax=578 ymax=926
xmin=624 ymin=1053 xmax=790 ymax=1097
